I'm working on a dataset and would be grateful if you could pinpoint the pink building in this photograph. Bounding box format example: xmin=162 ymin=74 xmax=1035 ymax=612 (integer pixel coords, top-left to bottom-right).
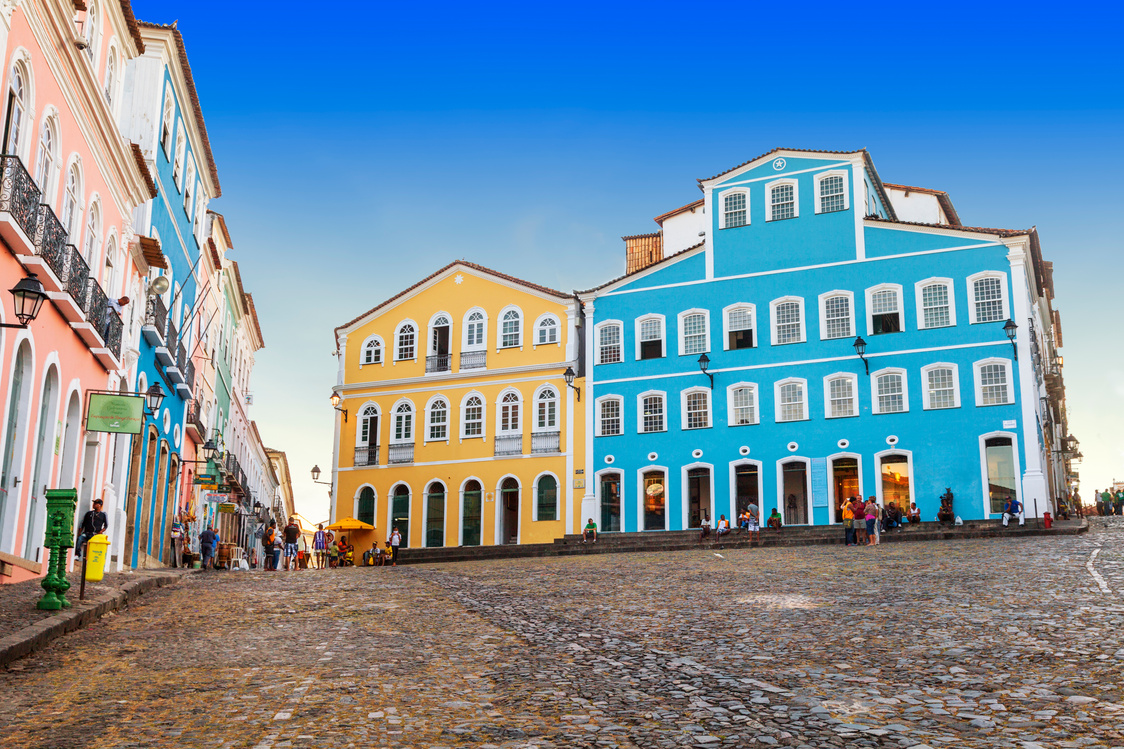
xmin=0 ymin=0 xmax=154 ymax=581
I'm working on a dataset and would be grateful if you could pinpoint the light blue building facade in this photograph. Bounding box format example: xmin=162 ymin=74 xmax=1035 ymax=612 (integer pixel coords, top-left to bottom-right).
xmin=580 ymin=148 xmax=1061 ymax=534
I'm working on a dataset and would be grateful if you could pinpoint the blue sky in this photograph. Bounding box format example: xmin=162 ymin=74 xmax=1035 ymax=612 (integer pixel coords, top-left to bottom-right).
xmin=132 ymin=0 xmax=1124 ymax=518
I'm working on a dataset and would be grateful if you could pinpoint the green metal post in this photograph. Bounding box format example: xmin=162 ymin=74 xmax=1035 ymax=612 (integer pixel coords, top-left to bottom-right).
xmin=37 ymin=489 xmax=78 ymax=610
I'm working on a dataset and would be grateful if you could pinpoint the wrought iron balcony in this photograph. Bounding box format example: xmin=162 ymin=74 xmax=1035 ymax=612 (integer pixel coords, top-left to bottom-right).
xmin=177 ymin=342 xmax=187 ymax=372
xmin=184 ymin=357 xmax=196 ymax=392
xmin=531 ymin=430 xmax=561 ymax=454
xmin=460 ymin=350 xmax=486 ymax=370
xmin=65 ymin=247 xmax=90 ymax=312
xmin=144 ymin=295 xmax=168 ymax=345
xmin=0 ymin=154 xmax=42 ymax=240
xmin=166 ymin=319 xmax=178 ymax=351
xmin=388 ymin=443 xmax=414 ymax=464
xmin=104 ymin=308 xmax=123 ymax=359
xmin=426 ymin=354 xmax=451 ymax=373
xmin=84 ymin=277 xmax=108 ymax=336
xmin=494 ymin=434 xmax=523 ymax=457
xmin=354 ymin=445 xmax=380 ymax=466
xmin=32 ymin=205 xmax=68 ymax=285
xmin=186 ymin=399 xmax=206 ymax=437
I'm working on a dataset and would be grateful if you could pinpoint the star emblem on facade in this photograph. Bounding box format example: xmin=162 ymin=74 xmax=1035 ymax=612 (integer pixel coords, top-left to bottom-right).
xmin=455 ymin=274 xmax=464 ymax=284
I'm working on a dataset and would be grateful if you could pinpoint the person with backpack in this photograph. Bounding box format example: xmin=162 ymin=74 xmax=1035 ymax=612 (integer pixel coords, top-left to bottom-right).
xmin=262 ymin=521 xmax=278 ymax=571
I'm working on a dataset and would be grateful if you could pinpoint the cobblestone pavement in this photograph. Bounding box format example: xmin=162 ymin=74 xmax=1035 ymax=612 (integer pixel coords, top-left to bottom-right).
xmin=0 ymin=526 xmax=1122 ymax=749
xmin=0 ymin=568 xmax=140 ymax=635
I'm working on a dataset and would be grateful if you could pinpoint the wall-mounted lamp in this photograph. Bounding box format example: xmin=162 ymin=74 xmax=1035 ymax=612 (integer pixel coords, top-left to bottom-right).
xmin=563 ymin=366 xmax=581 ymax=401
xmin=853 ymin=335 xmax=869 ymax=375
xmin=697 ymin=353 xmax=713 ymax=389
xmin=330 ymin=391 xmax=348 ymax=422
xmin=0 ymin=274 xmax=48 ymax=329
xmin=145 ymin=383 xmax=166 ymax=416
xmin=1003 ymin=319 xmax=1018 ymax=360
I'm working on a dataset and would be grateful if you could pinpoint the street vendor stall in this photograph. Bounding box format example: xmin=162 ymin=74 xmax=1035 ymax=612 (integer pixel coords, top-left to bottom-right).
xmin=327 ymin=517 xmax=376 ymax=567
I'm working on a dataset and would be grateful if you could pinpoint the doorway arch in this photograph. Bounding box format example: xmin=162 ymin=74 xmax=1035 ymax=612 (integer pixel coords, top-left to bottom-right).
xmin=497 ymin=476 xmax=520 ymax=544
xmin=23 ymin=364 xmax=59 ymax=561
xmin=0 ymin=339 xmax=34 ymax=553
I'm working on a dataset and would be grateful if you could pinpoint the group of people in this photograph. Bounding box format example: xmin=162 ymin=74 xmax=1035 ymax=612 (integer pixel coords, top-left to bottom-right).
xmin=357 ymin=526 xmax=404 ymax=567
xmin=695 ymin=504 xmax=783 ymax=542
xmin=841 ymin=496 xmax=919 ymax=546
xmin=260 ymin=517 xmax=304 ymax=571
xmin=1095 ymin=488 xmax=1124 ymax=517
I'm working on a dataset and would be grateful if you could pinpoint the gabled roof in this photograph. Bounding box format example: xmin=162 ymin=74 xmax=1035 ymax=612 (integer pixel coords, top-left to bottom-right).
xmin=334 ymin=260 xmax=570 ymax=345
xmin=579 ymin=241 xmax=704 ymax=295
xmin=653 ymin=199 xmax=704 ymax=226
xmin=882 ymin=182 xmax=962 ymax=227
xmin=208 ymin=211 xmax=233 ymax=248
xmin=243 ymin=292 xmax=265 ymax=349
xmin=864 ymin=216 xmax=1030 ymax=238
xmin=118 ymin=1 xmax=145 ymax=53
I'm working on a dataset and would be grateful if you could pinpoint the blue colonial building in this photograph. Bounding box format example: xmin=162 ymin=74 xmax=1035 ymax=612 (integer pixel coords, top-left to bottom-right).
xmin=579 ymin=148 xmax=1065 ymax=533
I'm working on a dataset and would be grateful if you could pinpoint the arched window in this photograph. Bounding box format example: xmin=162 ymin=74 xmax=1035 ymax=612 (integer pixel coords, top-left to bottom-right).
xmin=461 ymin=479 xmax=482 ymax=546
xmin=173 ymin=128 xmax=185 ymax=187
xmin=390 ymin=484 xmax=410 ymax=548
xmin=61 ymin=163 xmax=81 ymax=237
xmin=499 ymin=391 xmax=520 ymax=433
xmin=393 ymin=402 xmax=414 ymax=441
xmin=536 ymin=474 xmax=558 ymax=521
xmin=362 ymin=337 xmax=382 ymax=364
xmin=825 ymin=374 xmax=856 ymax=418
xmin=971 ymin=274 xmax=1007 ymax=324
xmin=396 ymin=323 xmax=416 ymax=360
xmin=723 ymin=190 xmax=747 ymax=228
xmin=104 ymin=50 xmax=118 ymax=107
xmin=679 ymin=310 xmax=709 ymax=355
xmin=34 ymin=116 xmax=57 ymax=194
xmin=428 ymin=398 xmax=448 ymax=441
xmin=776 ymin=379 xmax=806 ymax=422
xmin=873 ymin=370 xmax=907 ymax=414
xmin=83 ymin=200 xmax=101 ymax=264
xmin=642 ymin=469 xmax=666 ymax=531
xmin=103 ymin=231 xmax=119 ymax=294
xmin=4 ymin=63 xmax=27 ymax=155
xmin=500 ymin=308 xmax=521 ymax=348
xmin=357 ymin=487 xmax=375 ymax=526
xmin=535 ymin=387 xmax=557 ymax=430
xmin=728 ymin=384 xmax=758 ymax=425
xmin=183 ymin=159 xmax=196 ymax=216
xmin=639 ymin=392 xmax=665 ymax=433
xmin=358 ymin=405 xmax=378 ymax=446
xmin=769 ymin=182 xmax=796 ymax=221
xmin=465 ymin=310 xmax=485 ymax=349
xmin=771 ymin=298 xmax=804 ymax=345
xmin=84 ymin=3 xmax=100 ymax=63
xmin=598 ymin=396 xmax=622 ymax=436
xmin=821 ymin=294 xmax=852 ymax=339
xmin=160 ymin=87 xmax=174 ymax=155
xmin=537 ymin=315 xmax=559 ymax=345
xmin=462 ymin=395 xmax=484 ymax=437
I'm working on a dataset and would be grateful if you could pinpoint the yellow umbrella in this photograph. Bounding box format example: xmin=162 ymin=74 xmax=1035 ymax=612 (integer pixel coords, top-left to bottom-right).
xmin=326 ymin=517 xmax=375 ymax=531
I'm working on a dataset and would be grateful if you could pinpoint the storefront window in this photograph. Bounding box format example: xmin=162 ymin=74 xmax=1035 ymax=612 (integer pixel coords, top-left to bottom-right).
xmin=985 ymin=437 xmax=1017 ymax=514
xmin=880 ymin=455 xmax=911 ymax=506
xmin=643 ymin=470 xmax=665 ymax=531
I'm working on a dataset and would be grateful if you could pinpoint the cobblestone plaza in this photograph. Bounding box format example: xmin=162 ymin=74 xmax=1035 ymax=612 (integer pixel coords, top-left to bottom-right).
xmin=1 ymin=527 xmax=1122 ymax=748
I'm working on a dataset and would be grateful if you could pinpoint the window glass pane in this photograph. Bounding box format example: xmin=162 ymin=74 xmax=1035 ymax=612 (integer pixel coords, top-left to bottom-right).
xmin=829 ymin=377 xmax=854 ymax=417
xmin=732 ymin=387 xmax=755 ymax=425
xmin=600 ymin=325 xmax=622 ymax=363
xmin=537 ymin=475 xmax=558 ymax=521
xmin=683 ymin=313 xmax=706 ymax=354
xmin=464 ymin=396 xmax=483 ymax=435
xmin=823 ymin=296 xmax=851 ymax=339
xmin=927 ymin=368 xmax=956 ymax=409
xmin=820 ymin=175 xmax=845 ymax=213
xmin=642 ymin=395 xmax=664 ymax=432
xmin=502 ymin=310 xmax=521 ymax=347
xmin=397 ymin=325 xmax=415 ymax=359
xmin=771 ymin=184 xmax=794 ymax=220
xmin=775 ymin=302 xmax=802 ymax=344
xmin=921 ymin=284 xmax=950 ymax=328
xmin=974 ymin=277 xmax=1004 ymax=322
xmin=880 ymin=455 xmax=911 ymax=506
xmin=537 ymin=389 xmax=557 ymax=428
xmin=877 ymin=373 xmax=905 ymax=413
xmin=429 ymin=400 xmax=447 ymax=440
xmin=871 ymin=289 xmax=898 ymax=314
xmin=723 ymin=192 xmax=746 ymax=228
xmin=985 ymin=437 xmax=1016 ymax=514
xmin=643 ymin=471 xmax=666 ymax=531
xmin=600 ymin=400 xmax=621 ymax=435
xmin=538 ymin=317 xmax=558 ymax=344
xmin=640 ymin=318 xmax=661 ymax=340
xmin=779 ymin=382 xmax=804 ymax=421
xmin=686 ymin=391 xmax=709 ymax=429
xmin=980 ymin=364 xmax=1009 ymax=405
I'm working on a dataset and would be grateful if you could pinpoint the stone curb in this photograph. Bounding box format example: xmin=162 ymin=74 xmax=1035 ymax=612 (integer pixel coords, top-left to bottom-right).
xmin=0 ymin=569 xmax=194 ymax=668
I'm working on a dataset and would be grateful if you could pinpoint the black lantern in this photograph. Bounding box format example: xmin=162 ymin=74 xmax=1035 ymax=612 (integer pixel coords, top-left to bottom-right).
xmin=563 ymin=366 xmax=581 ymax=401
xmin=145 ymin=382 xmax=166 ymax=414
xmin=697 ymin=353 xmax=713 ymax=388
xmin=202 ymin=438 xmax=217 ymax=462
xmin=853 ymin=335 xmax=869 ymax=375
xmin=330 ymin=391 xmax=347 ymax=422
xmin=1003 ymin=319 xmax=1018 ymax=360
xmin=311 ymin=465 xmax=321 ymax=482
xmin=1 ymin=274 xmax=48 ymax=329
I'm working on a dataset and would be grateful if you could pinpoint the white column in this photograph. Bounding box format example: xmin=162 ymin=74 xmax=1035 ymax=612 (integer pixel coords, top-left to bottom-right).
xmin=702 ymin=188 xmax=714 ymax=280
xmin=330 ymin=336 xmax=346 ymax=523
xmin=1007 ymin=243 xmax=1047 ymax=518
xmin=580 ymin=300 xmax=598 ymax=529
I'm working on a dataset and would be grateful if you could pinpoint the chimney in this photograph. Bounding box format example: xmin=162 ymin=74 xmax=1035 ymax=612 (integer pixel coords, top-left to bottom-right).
xmin=623 ymin=232 xmax=663 ymax=274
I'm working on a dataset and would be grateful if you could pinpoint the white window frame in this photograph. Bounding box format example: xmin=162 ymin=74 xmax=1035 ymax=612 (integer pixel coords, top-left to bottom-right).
xmin=764 ymin=178 xmax=799 ymax=221
xmin=722 ymin=303 xmax=757 ymax=351
xmin=495 ymin=388 xmax=523 ymax=435
xmin=533 ymin=313 xmax=561 ymax=348
xmin=636 ymin=389 xmax=667 ymax=434
xmin=966 ymin=271 xmax=1010 ymax=325
xmin=725 ymin=382 xmax=759 ymax=427
xmin=718 ymin=187 xmax=750 ymax=229
xmin=359 ymin=334 xmax=384 ymax=367
xmin=160 ymin=86 xmax=175 ymax=157
xmin=871 ymin=367 xmax=909 ymax=414
xmin=769 ymin=296 xmax=806 ymax=346
xmin=677 ymin=308 xmax=711 ymax=356
xmin=817 ymin=290 xmax=854 ymax=341
xmin=533 ymin=384 xmax=559 ymax=432
xmin=595 ymin=320 xmax=624 ymax=365
xmin=532 ymin=471 xmax=561 ymax=522
xmin=424 ymin=394 xmax=450 ymax=444
xmin=865 ymin=283 xmax=906 ymax=336
xmin=914 ymin=277 xmax=956 ymax=330
xmin=921 ymin=362 xmax=961 ymax=410
xmin=460 ymin=391 xmax=486 ymax=440
xmin=427 ymin=311 xmax=453 ymax=356
xmin=393 ymin=319 xmax=418 ymax=362
xmin=497 ymin=305 xmax=524 ymax=350
xmin=356 ymin=402 xmax=379 ymax=447
xmin=972 ymin=357 xmax=1015 ymax=407
xmin=774 ymin=377 xmax=809 ymax=423
xmin=813 ymin=170 xmax=850 ymax=214
xmin=390 ymin=398 xmax=415 ymax=443
xmin=680 ymin=386 xmax=712 ymax=431
xmin=595 ymin=394 xmax=624 ymax=437
xmin=462 ymin=307 xmax=488 ymax=350
xmin=634 ymin=314 xmax=666 ymax=360
xmin=977 ymin=431 xmax=1022 ymax=518
xmin=822 ymin=372 xmax=859 ymax=419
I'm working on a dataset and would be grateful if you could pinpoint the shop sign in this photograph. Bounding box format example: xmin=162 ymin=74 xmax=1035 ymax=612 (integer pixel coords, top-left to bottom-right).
xmin=194 ymin=473 xmax=218 ymax=485
xmin=85 ymin=393 xmax=144 ymax=434
xmin=217 ymin=502 xmax=238 ymax=514
xmin=206 ymin=493 xmax=230 ymax=504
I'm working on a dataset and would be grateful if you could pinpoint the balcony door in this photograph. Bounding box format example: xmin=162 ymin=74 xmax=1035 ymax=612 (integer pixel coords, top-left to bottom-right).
xmin=500 ymin=477 xmax=519 ymax=544
xmin=600 ymin=472 xmax=621 ymax=532
xmin=391 ymin=485 xmax=410 ymax=548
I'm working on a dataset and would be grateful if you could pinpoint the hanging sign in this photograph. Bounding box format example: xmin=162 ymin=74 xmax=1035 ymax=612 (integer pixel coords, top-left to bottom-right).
xmin=85 ymin=393 xmax=145 ymax=434
xmin=206 ymin=493 xmax=230 ymax=504
xmin=217 ymin=502 xmax=238 ymax=514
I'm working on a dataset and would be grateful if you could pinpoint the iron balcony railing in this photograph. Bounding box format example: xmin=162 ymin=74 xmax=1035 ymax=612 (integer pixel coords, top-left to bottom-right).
xmin=84 ymin=276 xmax=109 ymax=337
xmin=494 ymin=434 xmax=523 ymax=457
xmin=0 ymin=154 xmax=42 ymax=238
xmin=186 ymin=399 xmax=206 ymax=434
xmin=66 ymin=247 xmax=90 ymax=313
xmin=426 ymin=354 xmax=451 ymax=373
xmin=104 ymin=308 xmax=123 ymax=358
xmin=460 ymin=350 xmax=486 ymax=370
xmin=33 ymin=204 xmax=67 ymax=281
xmin=184 ymin=357 xmax=196 ymax=392
xmin=145 ymin=295 xmax=168 ymax=339
xmin=176 ymin=341 xmax=187 ymax=373
xmin=387 ymin=443 xmax=414 ymax=464
xmin=166 ymin=319 xmax=178 ymax=353
xmin=354 ymin=445 xmax=379 ymax=466
xmin=531 ymin=430 xmax=561 ymax=454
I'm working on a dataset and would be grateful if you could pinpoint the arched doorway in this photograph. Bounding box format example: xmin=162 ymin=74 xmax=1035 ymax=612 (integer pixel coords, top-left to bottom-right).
xmin=151 ymin=441 xmax=169 ymax=564
xmin=500 ymin=477 xmax=519 ymax=544
xmin=461 ymin=480 xmax=481 ymax=546
xmin=782 ymin=460 xmax=809 ymax=525
xmin=686 ymin=467 xmax=711 ymax=528
xmin=642 ymin=469 xmax=666 ymax=531
xmin=357 ymin=487 xmax=375 ymax=526
xmin=0 ymin=341 xmax=34 ymax=553
xmin=137 ymin=427 xmax=158 ymax=566
xmin=391 ymin=484 xmax=410 ymax=548
xmin=24 ymin=365 xmax=59 ymax=561
xmin=425 ymin=482 xmax=445 ymax=547
xmin=599 ymin=472 xmax=621 ymax=532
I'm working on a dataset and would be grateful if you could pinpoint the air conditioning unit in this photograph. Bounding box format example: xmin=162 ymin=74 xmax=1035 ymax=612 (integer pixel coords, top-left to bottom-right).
xmin=245 ymin=393 xmax=254 ymax=405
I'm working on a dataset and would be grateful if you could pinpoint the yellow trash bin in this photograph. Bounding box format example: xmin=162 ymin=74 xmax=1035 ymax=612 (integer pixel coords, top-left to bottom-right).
xmin=85 ymin=533 xmax=110 ymax=581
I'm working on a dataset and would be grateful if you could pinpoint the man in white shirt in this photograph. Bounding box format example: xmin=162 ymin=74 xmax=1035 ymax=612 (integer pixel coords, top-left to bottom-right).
xmin=716 ymin=515 xmax=730 ymax=537
xmin=389 ymin=527 xmax=402 ymax=566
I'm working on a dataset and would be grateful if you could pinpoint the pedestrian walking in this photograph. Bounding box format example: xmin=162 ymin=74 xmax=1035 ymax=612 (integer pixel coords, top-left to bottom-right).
xmin=170 ymin=516 xmax=184 ymax=568
xmin=283 ymin=517 xmax=301 ymax=571
xmin=199 ymin=526 xmax=217 ymax=569
xmin=864 ymin=496 xmax=878 ymax=546
xmin=262 ymin=521 xmax=278 ymax=570
xmin=313 ymin=524 xmax=328 ymax=568
xmin=842 ymin=498 xmax=855 ymax=546
xmin=388 ymin=526 xmax=402 ymax=566
xmin=746 ymin=501 xmax=760 ymax=543
xmin=75 ymin=498 xmax=108 ymax=559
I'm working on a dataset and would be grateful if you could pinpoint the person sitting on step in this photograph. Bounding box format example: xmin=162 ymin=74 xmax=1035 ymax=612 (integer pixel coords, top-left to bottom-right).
xmin=715 ymin=515 xmax=730 ymax=538
xmin=698 ymin=512 xmax=711 ymax=541
xmin=766 ymin=508 xmax=783 ymax=530
xmin=583 ymin=518 xmax=598 ymax=544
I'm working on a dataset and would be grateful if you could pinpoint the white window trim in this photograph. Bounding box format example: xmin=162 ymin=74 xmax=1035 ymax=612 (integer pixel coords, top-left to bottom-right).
xmin=427 ymin=311 xmax=453 ymax=356
xmin=497 ymin=305 xmax=524 ymax=350
xmin=914 ymin=277 xmax=957 ymax=330
xmin=634 ymin=313 xmax=666 ymax=360
xmin=595 ymin=394 xmax=624 ymax=437
xmin=977 ymin=431 xmax=1022 ymax=518
xmin=817 ymin=290 xmax=855 ymax=341
xmin=532 ymin=471 xmax=561 ymax=521
xmin=921 ymin=362 xmax=961 ymax=410
xmin=871 ymin=367 xmax=910 ymax=415
xmin=773 ymin=377 xmax=809 ymax=423
xmin=635 ymin=389 xmax=668 ymax=434
xmin=461 ymin=307 xmax=488 ymax=351
xmin=721 ymin=303 xmax=757 ymax=351
xmin=813 ymin=169 xmax=850 ymax=214
xmin=386 ymin=482 xmax=411 ymax=542
xmin=393 ymin=319 xmax=418 ymax=362
xmin=532 ymin=384 xmax=560 ymax=433
xmin=764 ymin=177 xmax=799 ymax=222
xmin=359 ymin=334 xmax=385 ymax=367
xmin=718 ymin=187 xmax=750 ymax=229
xmin=727 ymin=458 xmax=764 ymax=524
xmin=864 ymin=283 xmax=906 ymax=336
xmin=676 ymin=308 xmax=711 ymax=356
xmin=495 ymin=387 xmax=523 ymax=435
xmin=725 ymin=381 xmax=759 ymax=426
xmin=532 ymin=312 xmax=561 ymax=349
xmin=420 ymin=480 xmax=447 ymax=548
xmin=966 ymin=271 xmax=1010 ymax=325
xmin=679 ymin=386 xmax=713 ymax=431
xmin=769 ymin=296 xmax=806 ymax=346
xmin=874 ymin=449 xmax=916 ymax=512
xmin=595 ymin=319 xmax=625 ymax=365
xmin=972 ymin=357 xmax=1015 ymax=407
xmin=680 ymin=461 xmax=716 ymax=530
xmin=423 ymin=394 xmax=451 ymax=445
xmin=389 ymin=398 xmax=415 ymax=444
xmin=636 ymin=465 xmax=670 ymax=532
xmin=459 ymin=390 xmax=487 ymax=441
xmin=355 ymin=401 xmax=379 ymax=447
xmin=822 ymin=372 xmax=859 ymax=419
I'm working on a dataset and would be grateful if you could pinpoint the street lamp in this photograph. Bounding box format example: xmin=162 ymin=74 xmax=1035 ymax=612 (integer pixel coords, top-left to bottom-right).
xmin=202 ymin=439 xmax=218 ymax=462
xmin=1003 ymin=319 xmax=1018 ymax=360
xmin=330 ymin=391 xmax=348 ymax=422
xmin=145 ymin=382 xmax=166 ymax=415
xmin=1 ymin=274 xmax=48 ymax=329
xmin=311 ymin=464 xmax=333 ymax=497
xmin=563 ymin=366 xmax=581 ymax=401
xmin=697 ymin=353 xmax=713 ymax=389
xmin=853 ymin=335 xmax=869 ymax=375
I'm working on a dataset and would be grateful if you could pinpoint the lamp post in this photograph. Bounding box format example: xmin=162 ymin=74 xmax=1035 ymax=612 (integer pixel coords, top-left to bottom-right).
xmin=697 ymin=353 xmax=713 ymax=389
xmin=330 ymin=392 xmax=348 ymax=422
xmin=145 ymin=383 xmax=166 ymax=416
xmin=853 ymin=335 xmax=869 ymax=375
xmin=1 ymin=274 xmax=48 ymax=329
xmin=310 ymin=465 xmax=333 ymax=498
xmin=1003 ymin=319 xmax=1018 ymax=360
xmin=563 ymin=366 xmax=581 ymax=401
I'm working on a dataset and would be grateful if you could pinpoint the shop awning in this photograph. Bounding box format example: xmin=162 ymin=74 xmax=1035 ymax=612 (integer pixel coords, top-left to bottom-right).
xmin=327 ymin=517 xmax=375 ymax=531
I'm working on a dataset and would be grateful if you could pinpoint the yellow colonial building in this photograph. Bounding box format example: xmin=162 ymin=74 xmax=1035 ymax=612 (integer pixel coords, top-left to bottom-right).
xmin=330 ymin=261 xmax=587 ymax=549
